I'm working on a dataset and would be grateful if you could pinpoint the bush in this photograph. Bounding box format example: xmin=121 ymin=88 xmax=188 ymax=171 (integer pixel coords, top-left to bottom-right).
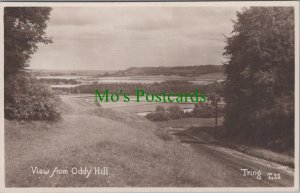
xmin=146 ymin=104 xmax=223 ymax=122
xmin=146 ymin=111 xmax=168 ymax=121
xmin=155 ymin=105 xmax=166 ymax=112
xmin=146 ymin=105 xmax=170 ymax=121
xmin=5 ymin=74 xmax=61 ymax=120
xmin=191 ymin=103 xmax=224 ymax=118
xmin=168 ymin=105 xmax=183 ymax=119
xmin=193 ymin=105 xmax=215 ymax=118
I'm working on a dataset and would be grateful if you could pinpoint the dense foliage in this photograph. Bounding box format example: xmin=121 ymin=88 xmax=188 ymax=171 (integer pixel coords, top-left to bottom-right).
xmin=146 ymin=105 xmax=169 ymax=121
xmin=4 ymin=7 xmax=61 ymax=120
xmin=191 ymin=103 xmax=223 ymax=118
xmin=4 ymin=7 xmax=52 ymax=75
xmin=146 ymin=105 xmax=184 ymax=121
xmin=145 ymin=103 xmax=223 ymax=121
xmin=5 ymin=74 xmax=61 ymax=120
xmin=223 ymin=7 xmax=294 ymax=151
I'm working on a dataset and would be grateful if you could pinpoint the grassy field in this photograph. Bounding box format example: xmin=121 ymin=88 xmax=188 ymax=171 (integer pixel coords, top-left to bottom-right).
xmin=5 ymin=97 xmax=233 ymax=187
xmin=5 ymin=97 xmax=294 ymax=187
xmin=196 ymin=72 xmax=225 ymax=79
xmin=64 ymin=95 xmax=196 ymax=113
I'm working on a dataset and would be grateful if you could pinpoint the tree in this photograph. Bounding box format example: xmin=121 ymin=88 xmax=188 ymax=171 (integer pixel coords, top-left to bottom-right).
xmin=4 ymin=7 xmax=61 ymax=120
xmin=145 ymin=105 xmax=168 ymax=122
xmin=4 ymin=7 xmax=52 ymax=76
xmin=223 ymin=7 xmax=294 ymax=150
xmin=208 ymin=93 xmax=221 ymax=138
xmin=168 ymin=105 xmax=183 ymax=119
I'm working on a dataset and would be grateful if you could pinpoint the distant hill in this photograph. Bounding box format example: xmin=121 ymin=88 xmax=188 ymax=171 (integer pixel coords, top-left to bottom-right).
xmin=30 ymin=69 xmax=116 ymax=76
xmin=111 ymin=65 xmax=224 ymax=77
xmin=29 ymin=65 xmax=224 ymax=77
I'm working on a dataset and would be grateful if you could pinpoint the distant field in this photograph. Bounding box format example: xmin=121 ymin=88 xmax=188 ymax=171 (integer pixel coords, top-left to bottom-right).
xmin=32 ymin=66 xmax=226 ymax=88
xmin=36 ymin=74 xmax=223 ymax=86
xmin=100 ymin=101 xmax=195 ymax=113
xmin=196 ymin=72 xmax=225 ymax=80
xmin=64 ymin=95 xmax=196 ymax=113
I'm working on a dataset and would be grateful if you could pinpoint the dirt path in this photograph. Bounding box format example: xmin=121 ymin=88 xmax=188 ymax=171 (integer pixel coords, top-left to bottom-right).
xmin=170 ymin=129 xmax=294 ymax=186
xmin=5 ymin=96 xmax=295 ymax=187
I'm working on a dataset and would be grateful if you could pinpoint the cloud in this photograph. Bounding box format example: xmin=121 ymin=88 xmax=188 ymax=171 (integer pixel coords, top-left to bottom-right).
xmin=30 ymin=6 xmax=240 ymax=70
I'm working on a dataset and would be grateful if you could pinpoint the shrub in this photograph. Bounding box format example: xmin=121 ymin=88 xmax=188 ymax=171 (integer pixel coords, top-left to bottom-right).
xmin=168 ymin=105 xmax=183 ymax=119
xmin=155 ymin=105 xmax=166 ymax=112
xmin=5 ymin=74 xmax=61 ymax=120
xmin=146 ymin=105 xmax=170 ymax=121
xmin=192 ymin=104 xmax=216 ymax=118
xmin=146 ymin=111 xmax=168 ymax=121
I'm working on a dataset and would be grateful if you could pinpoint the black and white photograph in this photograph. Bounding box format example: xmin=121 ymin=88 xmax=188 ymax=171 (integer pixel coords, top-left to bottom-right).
xmin=0 ymin=1 xmax=299 ymax=191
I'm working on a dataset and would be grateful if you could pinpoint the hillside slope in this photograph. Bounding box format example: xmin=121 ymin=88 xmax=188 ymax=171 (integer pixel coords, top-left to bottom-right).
xmin=5 ymin=97 xmax=293 ymax=187
xmin=5 ymin=97 xmax=220 ymax=187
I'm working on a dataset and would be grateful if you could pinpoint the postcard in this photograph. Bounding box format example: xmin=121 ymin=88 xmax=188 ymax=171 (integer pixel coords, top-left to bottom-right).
xmin=0 ymin=1 xmax=299 ymax=192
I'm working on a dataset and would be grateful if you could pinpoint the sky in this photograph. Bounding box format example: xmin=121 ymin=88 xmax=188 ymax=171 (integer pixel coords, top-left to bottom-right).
xmin=29 ymin=6 xmax=240 ymax=71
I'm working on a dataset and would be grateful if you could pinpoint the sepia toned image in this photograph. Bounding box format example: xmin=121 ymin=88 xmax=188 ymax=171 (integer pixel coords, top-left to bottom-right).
xmin=0 ymin=1 xmax=299 ymax=191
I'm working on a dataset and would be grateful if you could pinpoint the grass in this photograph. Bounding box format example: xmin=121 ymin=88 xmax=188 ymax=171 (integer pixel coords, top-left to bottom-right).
xmin=5 ymin=97 xmax=294 ymax=187
xmin=180 ymin=123 xmax=295 ymax=168
xmin=233 ymin=146 xmax=294 ymax=168
xmin=152 ymin=114 xmax=294 ymax=168
xmin=196 ymin=72 xmax=225 ymax=79
xmin=4 ymin=97 xmax=232 ymax=187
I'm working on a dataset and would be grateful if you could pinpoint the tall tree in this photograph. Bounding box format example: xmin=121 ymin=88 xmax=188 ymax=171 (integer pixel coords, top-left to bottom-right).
xmin=223 ymin=7 xmax=294 ymax=150
xmin=4 ymin=7 xmax=52 ymax=76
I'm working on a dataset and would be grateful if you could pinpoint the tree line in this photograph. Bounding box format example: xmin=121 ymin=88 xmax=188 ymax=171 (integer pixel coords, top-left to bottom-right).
xmin=223 ymin=7 xmax=294 ymax=152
